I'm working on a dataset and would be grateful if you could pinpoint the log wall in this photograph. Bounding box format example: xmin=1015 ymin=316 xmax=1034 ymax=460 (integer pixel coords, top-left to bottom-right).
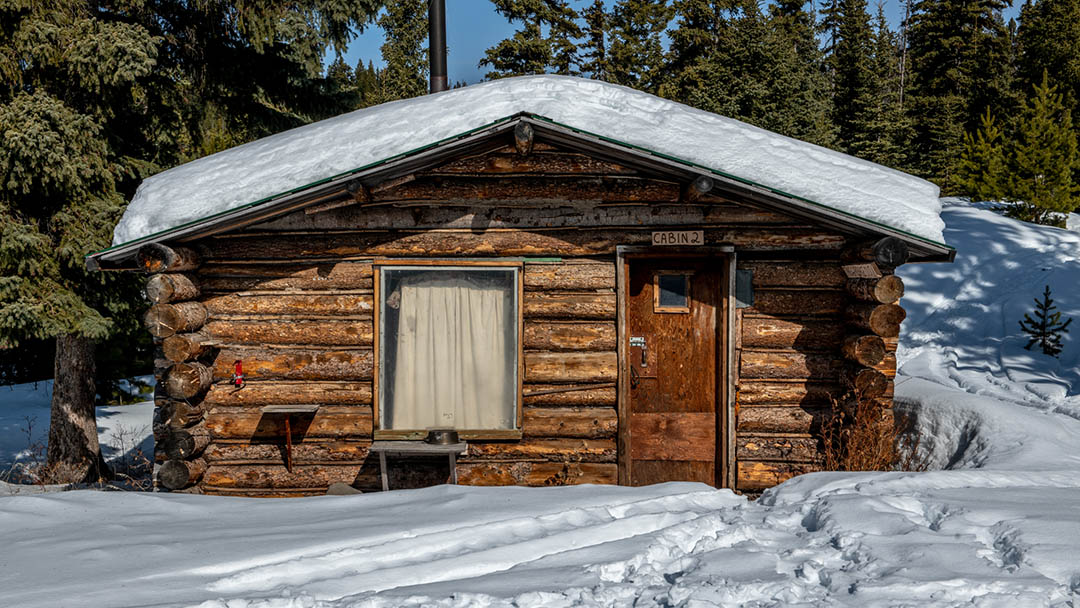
xmin=146 ymin=141 xmax=901 ymax=496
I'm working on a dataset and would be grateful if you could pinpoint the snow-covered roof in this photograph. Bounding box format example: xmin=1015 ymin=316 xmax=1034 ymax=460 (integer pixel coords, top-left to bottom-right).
xmin=111 ymin=75 xmax=946 ymax=247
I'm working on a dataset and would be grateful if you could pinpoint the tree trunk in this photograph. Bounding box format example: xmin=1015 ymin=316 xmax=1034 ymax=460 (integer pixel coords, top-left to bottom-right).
xmin=47 ymin=335 xmax=109 ymax=483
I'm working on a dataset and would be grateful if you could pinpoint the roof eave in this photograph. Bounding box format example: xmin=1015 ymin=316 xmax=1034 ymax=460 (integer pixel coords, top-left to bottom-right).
xmin=87 ymin=113 xmax=954 ymax=269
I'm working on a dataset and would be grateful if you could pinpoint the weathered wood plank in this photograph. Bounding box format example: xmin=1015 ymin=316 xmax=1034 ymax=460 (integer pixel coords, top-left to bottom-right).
xmin=463 ymin=438 xmax=616 ymax=463
xmin=630 ymin=413 xmax=716 ymax=461
xmin=204 ymin=405 xmax=373 ymax=439
xmin=203 ymin=293 xmax=373 ymax=317
xmin=254 ymin=203 xmax=794 ymax=232
xmin=200 ymin=261 xmax=373 ymax=291
xmin=203 ymin=463 xmax=372 ymax=489
xmin=211 ymin=348 xmax=373 ymax=381
xmin=522 ymin=406 xmax=618 ymax=438
xmin=741 ymin=317 xmax=845 ymax=350
xmin=205 ymin=441 xmax=372 ymax=463
xmin=524 ymin=351 xmax=617 ymax=383
xmin=745 ymin=290 xmax=847 ymax=316
xmin=737 ymin=406 xmax=830 ymax=434
xmin=373 ymin=174 xmax=681 ymax=203
xmin=740 ymin=350 xmax=843 ymax=380
xmin=739 ymin=261 xmax=846 ymax=288
xmin=206 ymin=319 xmax=373 ymax=347
xmin=523 ymin=321 xmax=616 ymax=351
xmin=207 ymin=229 xmax=845 ymax=259
xmin=737 ymin=461 xmax=822 ymax=491
xmin=737 ymin=381 xmax=840 ymax=405
xmin=523 ymin=292 xmax=616 ymax=320
xmin=736 ymin=435 xmax=821 ymax=462
xmin=202 ymin=381 xmax=372 ymax=407
xmin=432 ymin=151 xmax=638 ymax=176
xmin=457 ymin=462 xmax=617 ymax=486
xmin=523 ymin=263 xmax=615 ymax=291
xmin=522 ymin=384 xmax=616 ymax=407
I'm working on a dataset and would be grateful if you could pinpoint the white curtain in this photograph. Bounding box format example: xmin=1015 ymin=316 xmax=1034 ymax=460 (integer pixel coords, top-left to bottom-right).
xmin=387 ymin=274 xmax=514 ymax=430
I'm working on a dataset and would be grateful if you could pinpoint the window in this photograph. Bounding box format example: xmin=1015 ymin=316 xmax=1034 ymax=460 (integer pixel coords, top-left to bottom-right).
xmin=376 ymin=264 xmax=520 ymax=435
xmin=654 ymin=272 xmax=692 ymax=313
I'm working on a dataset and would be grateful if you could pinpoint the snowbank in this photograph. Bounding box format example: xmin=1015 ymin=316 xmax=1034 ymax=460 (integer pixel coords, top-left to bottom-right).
xmin=112 ymin=75 xmax=945 ymax=246
xmin=0 ymin=379 xmax=154 ymax=476
xmin=896 ymin=198 xmax=1080 ymax=469
xmin=3 ymin=199 xmax=1079 ymax=606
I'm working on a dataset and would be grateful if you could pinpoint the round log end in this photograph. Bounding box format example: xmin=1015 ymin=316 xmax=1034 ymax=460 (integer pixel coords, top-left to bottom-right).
xmin=145 ymin=304 xmax=183 ymax=339
xmin=874 ymin=275 xmax=904 ymax=304
xmin=868 ymin=303 xmax=907 ymax=338
xmin=158 ymin=459 xmax=206 ymax=490
xmin=844 ymin=367 xmax=888 ymax=399
xmin=165 ymin=362 xmax=212 ymax=399
xmin=843 ymin=335 xmax=887 ymax=367
xmin=872 ymin=237 xmax=910 ymax=268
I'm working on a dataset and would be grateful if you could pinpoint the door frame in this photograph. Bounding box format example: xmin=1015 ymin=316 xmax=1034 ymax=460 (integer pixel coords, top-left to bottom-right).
xmin=615 ymin=245 xmax=736 ymax=488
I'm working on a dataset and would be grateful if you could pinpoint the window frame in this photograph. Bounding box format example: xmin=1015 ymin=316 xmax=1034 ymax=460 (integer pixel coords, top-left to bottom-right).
xmin=653 ymin=271 xmax=693 ymax=313
xmin=372 ymin=259 xmax=524 ymax=440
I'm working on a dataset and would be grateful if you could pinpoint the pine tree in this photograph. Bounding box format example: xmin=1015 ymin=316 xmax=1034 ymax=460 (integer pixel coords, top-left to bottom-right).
xmin=373 ymin=0 xmax=429 ymax=103
xmin=956 ymin=108 xmax=1007 ymax=201
xmin=906 ymin=0 xmax=1014 ymax=192
xmin=0 ymin=1 xmax=380 ymax=483
xmin=766 ymin=0 xmax=835 ymax=147
xmin=579 ymin=0 xmax=610 ymax=80
xmin=481 ymin=0 xmax=582 ymax=78
xmin=1019 ymin=285 xmax=1072 ymax=356
xmin=856 ymin=4 xmax=914 ymax=168
xmin=1003 ymin=72 xmax=1080 ymax=224
xmin=831 ymin=0 xmax=877 ymax=154
xmin=1017 ymin=0 xmax=1080 ymax=126
xmin=607 ymin=0 xmax=673 ymax=93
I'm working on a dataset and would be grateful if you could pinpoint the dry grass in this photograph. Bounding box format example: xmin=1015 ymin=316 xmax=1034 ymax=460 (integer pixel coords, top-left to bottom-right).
xmin=822 ymin=392 xmax=927 ymax=472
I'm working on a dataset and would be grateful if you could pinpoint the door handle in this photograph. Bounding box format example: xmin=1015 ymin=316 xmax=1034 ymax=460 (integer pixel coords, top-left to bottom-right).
xmin=641 ymin=343 xmax=648 ymax=368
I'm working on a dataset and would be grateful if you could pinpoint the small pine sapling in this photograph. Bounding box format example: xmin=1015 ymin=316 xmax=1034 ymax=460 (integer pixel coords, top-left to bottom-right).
xmin=1019 ymin=285 xmax=1072 ymax=356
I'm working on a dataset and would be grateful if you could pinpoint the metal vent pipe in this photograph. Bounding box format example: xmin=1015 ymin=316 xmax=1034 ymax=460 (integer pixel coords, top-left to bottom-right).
xmin=429 ymin=0 xmax=447 ymax=93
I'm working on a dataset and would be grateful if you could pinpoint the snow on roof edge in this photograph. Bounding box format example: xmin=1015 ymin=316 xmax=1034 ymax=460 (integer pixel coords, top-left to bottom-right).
xmin=107 ymin=75 xmax=948 ymax=250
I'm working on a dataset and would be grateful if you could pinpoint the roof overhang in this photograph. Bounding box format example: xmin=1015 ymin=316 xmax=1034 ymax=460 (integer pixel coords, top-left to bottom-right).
xmin=87 ymin=113 xmax=955 ymax=270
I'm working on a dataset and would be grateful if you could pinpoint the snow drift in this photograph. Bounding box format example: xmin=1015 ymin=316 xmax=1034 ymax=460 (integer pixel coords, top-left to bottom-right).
xmin=111 ymin=75 xmax=945 ymax=246
xmin=4 ymin=199 xmax=1079 ymax=606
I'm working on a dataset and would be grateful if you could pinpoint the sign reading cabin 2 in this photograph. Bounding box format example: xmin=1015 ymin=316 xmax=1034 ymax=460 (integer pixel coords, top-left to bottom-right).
xmin=89 ymin=76 xmax=952 ymax=497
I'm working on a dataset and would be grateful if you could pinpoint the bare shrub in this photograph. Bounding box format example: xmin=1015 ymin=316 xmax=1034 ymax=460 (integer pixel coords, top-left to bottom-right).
xmin=822 ymin=392 xmax=927 ymax=472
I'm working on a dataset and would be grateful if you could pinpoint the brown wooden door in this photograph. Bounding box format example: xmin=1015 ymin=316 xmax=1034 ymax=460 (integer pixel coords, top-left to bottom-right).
xmin=626 ymin=258 xmax=722 ymax=486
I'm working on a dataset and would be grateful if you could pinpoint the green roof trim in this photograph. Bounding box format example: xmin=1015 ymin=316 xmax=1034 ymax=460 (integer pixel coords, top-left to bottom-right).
xmin=89 ymin=111 xmax=952 ymax=260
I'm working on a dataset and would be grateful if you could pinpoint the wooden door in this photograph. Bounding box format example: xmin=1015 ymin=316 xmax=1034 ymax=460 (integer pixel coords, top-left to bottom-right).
xmin=625 ymin=258 xmax=722 ymax=486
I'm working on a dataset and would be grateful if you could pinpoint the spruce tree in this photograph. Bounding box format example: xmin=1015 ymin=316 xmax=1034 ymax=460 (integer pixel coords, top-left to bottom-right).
xmin=579 ymin=0 xmax=610 ymax=81
xmin=906 ymin=0 xmax=1014 ymax=191
xmin=1017 ymin=0 xmax=1080 ymax=126
xmin=855 ymin=3 xmax=913 ymax=168
xmin=0 ymin=1 xmax=380 ymax=483
xmin=607 ymin=0 xmax=673 ymax=93
xmin=482 ymin=0 xmax=582 ymax=78
xmin=956 ymin=109 xmax=1007 ymax=201
xmin=767 ymin=0 xmax=835 ymax=147
xmin=831 ymin=0 xmax=877 ymax=154
xmin=373 ymin=0 xmax=429 ymax=103
xmin=1019 ymin=285 xmax=1072 ymax=357
xmin=1003 ymin=73 xmax=1080 ymax=224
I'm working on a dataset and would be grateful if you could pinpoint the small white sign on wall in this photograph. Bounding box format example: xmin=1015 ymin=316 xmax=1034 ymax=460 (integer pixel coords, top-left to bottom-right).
xmin=651 ymin=230 xmax=704 ymax=246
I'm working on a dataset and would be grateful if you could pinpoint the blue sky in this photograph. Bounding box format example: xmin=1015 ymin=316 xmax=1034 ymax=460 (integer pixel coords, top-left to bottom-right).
xmin=335 ymin=1 xmax=1022 ymax=85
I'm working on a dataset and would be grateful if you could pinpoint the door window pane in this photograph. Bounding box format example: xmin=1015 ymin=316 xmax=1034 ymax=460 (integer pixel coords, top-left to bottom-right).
xmin=655 ymin=273 xmax=691 ymax=312
xmin=379 ymin=266 xmax=518 ymax=431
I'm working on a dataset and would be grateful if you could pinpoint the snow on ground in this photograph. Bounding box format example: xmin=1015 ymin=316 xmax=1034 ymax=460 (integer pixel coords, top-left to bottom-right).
xmin=0 ymin=378 xmax=154 ymax=488
xmin=4 ymin=199 xmax=1080 ymax=606
xmin=111 ymin=75 xmax=944 ymax=246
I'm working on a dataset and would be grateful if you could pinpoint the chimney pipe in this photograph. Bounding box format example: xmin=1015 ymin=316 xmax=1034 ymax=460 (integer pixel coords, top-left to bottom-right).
xmin=429 ymin=0 xmax=448 ymax=93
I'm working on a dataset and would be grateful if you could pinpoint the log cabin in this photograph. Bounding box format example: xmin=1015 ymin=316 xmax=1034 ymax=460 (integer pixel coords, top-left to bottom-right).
xmin=87 ymin=75 xmax=953 ymax=497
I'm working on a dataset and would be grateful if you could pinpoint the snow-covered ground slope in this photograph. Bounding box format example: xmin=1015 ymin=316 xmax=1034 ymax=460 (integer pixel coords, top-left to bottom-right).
xmin=3 ymin=199 xmax=1080 ymax=606
xmin=111 ymin=75 xmax=944 ymax=246
xmin=0 ymin=379 xmax=154 ymax=475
